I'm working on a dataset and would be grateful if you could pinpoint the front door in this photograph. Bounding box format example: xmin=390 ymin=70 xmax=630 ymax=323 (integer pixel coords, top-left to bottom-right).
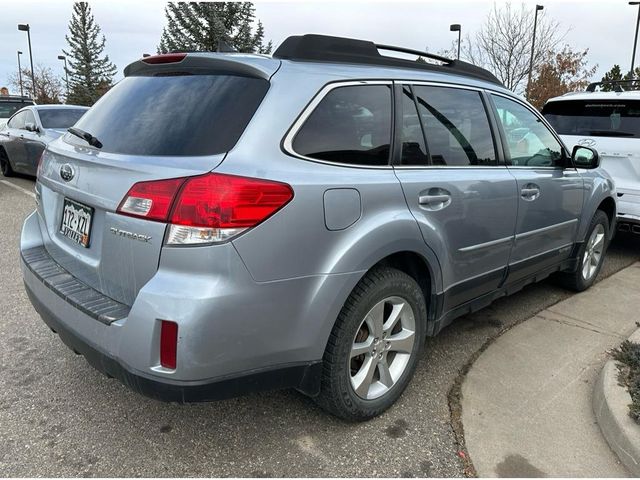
xmin=393 ymin=83 xmax=518 ymax=311
xmin=489 ymin=93 xmax=583 ymax=282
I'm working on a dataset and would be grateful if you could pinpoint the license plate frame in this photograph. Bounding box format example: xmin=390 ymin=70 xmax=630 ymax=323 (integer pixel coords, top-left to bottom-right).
xmin=59 ymin=197 xmax=94 ymax=248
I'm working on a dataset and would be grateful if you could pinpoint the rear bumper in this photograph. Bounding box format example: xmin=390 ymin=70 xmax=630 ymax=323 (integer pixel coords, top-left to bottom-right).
xmin=20 ymin=211 xmax=361 ymax=401
xmin=617 ymin=192 xmax=640 ymax=233
xmin=25 ymin=281 xmax=321 ymax=401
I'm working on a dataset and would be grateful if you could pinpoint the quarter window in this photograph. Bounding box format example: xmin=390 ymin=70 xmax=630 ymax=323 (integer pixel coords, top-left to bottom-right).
xmin=412 ymin=85 xmax=497 ymax=166
xmin=292 ymin=84 xmax=392 ymax=166
xmin=492 ymin=95 xmax=564 ymax=167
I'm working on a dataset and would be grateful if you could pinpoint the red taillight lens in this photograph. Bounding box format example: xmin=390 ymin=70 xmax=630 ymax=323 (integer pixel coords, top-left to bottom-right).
xmin=142 ymin=53 xmax=187 ymax=64
xmin=117 ymin=177 xmax=185 ymax=222
xmin=160 ymin=320 xmax=178 ymax=369
xmin=116 ymin=173 xmax=293 ymax=245
xmin=170 ymin=173 xmax=294 ymax=228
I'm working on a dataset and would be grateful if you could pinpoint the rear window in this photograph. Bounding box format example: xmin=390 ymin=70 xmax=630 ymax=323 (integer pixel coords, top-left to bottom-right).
xmin=39 ymin=108 xmax=87 ymax=129
xmin=543 ymin=100 xmax=640 ymax=138
xmin=70 ymin=75 xmax=269 ymax=156
xmin=292 ymin=84 xmax=392 ymax=166
xmin=0 ymin=100 xmax=32 ymax=119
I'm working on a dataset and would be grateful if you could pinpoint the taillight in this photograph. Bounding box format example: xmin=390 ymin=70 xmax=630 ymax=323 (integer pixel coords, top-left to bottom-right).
xmin=117 ymin=177 xmax=185 ymax=222
xmin=159 ymin=320 xmax=178 ymax=370
xmin=142 ymin=53 xmax=187 ymax=64
xmin=116 ymin=173 xmax=293 ymax=245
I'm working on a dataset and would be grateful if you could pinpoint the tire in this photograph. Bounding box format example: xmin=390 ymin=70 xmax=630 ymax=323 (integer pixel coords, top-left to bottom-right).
xmin=558 ymin=210 xmax=610 ymax=292
xmin=0 ymin=149 xmax=13 ymax=177
xmin=314 ymin=267 xmax=427 ymax=421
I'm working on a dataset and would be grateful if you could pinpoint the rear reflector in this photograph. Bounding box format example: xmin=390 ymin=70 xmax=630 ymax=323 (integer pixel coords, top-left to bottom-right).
xmin=117 ymin=173 xmax=293 ymax=245
xmin=160 ymin=320 xmax=178 ymax=369
xmin=142 ymin=53 xmax=187 ymax=64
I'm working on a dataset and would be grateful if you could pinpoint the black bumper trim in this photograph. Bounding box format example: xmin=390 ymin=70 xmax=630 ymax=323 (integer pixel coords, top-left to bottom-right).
xmin=21 ymin=246 xmax=130 ymax=325
xmin=25 ymin=283 xmax=322 ymax=402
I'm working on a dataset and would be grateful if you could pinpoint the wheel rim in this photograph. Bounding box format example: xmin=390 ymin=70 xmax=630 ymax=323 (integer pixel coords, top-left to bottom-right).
xmin=582 ymin=223 xmax=605 ymax=280
xmin=349 ymin=296 xmax=416 ymax=400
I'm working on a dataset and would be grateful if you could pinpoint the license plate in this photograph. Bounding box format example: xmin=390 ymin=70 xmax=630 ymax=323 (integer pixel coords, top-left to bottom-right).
xmin=60 ymin=198 xmax=93 ymax=248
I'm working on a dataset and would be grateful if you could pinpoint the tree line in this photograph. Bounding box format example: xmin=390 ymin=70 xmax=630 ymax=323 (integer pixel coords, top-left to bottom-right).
xmin=6 ymin=1 xmax=634 ymax=109
xmin=8 ymin=1 xmax=270 ymax=106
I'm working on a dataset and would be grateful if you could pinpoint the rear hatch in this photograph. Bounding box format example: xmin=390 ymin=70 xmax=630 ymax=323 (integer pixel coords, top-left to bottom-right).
xmin=36 ymin=53 xmax=277 ymax=306
xmin=543 ymin=98 xmax=640 ymax=193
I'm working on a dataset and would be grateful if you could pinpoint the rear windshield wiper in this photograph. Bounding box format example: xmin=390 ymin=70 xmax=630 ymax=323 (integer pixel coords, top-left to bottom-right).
xmin=67 ymin=127 xmax=103 ymax=148
xmin=586 ymin=130 xmax=636 ymax=137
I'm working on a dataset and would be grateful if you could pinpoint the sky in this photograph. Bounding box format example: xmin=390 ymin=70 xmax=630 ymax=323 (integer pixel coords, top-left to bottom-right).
xmin=0 ymin=0 xmax=637 ymax=94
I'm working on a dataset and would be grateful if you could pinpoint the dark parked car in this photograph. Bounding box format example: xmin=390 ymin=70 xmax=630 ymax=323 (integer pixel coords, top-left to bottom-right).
xmin=0 ymin=104 xmax=89 ymax=177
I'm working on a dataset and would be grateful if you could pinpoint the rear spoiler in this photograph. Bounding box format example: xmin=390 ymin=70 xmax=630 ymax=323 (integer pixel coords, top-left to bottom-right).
xmin=123 ymin=53 xmax=278 ymax=80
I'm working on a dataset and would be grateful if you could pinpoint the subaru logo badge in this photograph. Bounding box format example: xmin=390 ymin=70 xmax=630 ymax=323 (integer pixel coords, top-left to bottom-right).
xmin=60 ymin=164 xmax=75 ymax=182
xmin=578 ymin=138 xmax=596 ymax=148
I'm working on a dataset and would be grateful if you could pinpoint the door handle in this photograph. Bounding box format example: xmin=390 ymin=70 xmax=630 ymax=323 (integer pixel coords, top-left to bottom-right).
xmin=418 ymin=188 xmax=452 ymax=211
xmin=419 ymin=194 xmax=451 ymax=204
xmin=521 ymin=184 xmax=540 ymax=201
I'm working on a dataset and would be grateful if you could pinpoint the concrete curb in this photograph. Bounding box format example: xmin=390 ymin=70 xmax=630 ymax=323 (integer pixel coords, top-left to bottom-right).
xmin=594 ymin=329 xmax=640 ymax=477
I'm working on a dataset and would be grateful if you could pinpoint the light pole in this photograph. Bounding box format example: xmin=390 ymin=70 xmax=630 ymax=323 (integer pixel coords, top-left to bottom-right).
xmin=450 ymin=24 xmax=461 ymax=60
xmin=17 ymin=24 xmax=35 ymax=99
xmin=630 ymin=2 xmax=640 ymax=76
xmin=57 ymin=55 xmax=69 ymax=101
xmin=17 ymin=51 xmax=24 ymax=97
xmin=526 ymin=4 xmax=544 ymax=98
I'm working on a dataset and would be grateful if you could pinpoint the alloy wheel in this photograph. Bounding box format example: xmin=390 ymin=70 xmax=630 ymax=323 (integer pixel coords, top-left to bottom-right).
xmin=349 ymin=296 xmax=416 ymax=400
xmin=582 ymin=224 xmax=605 ymax=280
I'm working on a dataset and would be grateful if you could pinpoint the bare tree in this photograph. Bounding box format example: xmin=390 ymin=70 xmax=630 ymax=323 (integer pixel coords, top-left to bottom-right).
xmin=463 ymin=2 xmax=565 ymax=93
xmin=8 ymin=64 xmax=64 ymax=104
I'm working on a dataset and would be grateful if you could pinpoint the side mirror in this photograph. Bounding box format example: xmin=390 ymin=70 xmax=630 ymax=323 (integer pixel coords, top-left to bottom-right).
xmin=24 ymin=122 xmax=39 ymax=133
xmin=571 ymin=145 xmax=600 ymax=169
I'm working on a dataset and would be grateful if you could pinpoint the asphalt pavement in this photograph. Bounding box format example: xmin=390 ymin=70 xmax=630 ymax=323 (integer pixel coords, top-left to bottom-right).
xmin=0 ymin=176 xmax=639 ymax=477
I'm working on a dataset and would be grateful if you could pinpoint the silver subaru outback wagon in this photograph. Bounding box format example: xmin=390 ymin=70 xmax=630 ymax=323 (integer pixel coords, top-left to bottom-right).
xmin=21 ymin=35 xmax=616 ymax=420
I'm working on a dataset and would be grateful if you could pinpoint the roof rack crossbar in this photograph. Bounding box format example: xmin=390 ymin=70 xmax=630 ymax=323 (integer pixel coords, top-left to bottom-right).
xmin=375 ymin=44 xmax=452 ymax=64
xmin=586 ymin=79 xmax=640 ymax=92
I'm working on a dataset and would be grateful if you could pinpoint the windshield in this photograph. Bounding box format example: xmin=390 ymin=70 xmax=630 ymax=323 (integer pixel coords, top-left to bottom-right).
xmin=38 ymin=108 xmax=88 ymax=129
xmin=70 ymin=74 xmax=269 ymax=156
xmin=542 ymin=99 xmax=640 ymax=138
xmin=0 ymin=101 xmax=32 ymax=119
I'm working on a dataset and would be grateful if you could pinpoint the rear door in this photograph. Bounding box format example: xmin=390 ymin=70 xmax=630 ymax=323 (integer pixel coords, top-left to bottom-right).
xmin=0 ymin=111 xmax=26 ymax=170
xmin=37 ymin=64 xmax=272 ymax=306
xmin=20 ymin=109 xmax=45 ymax=175
xmin=393 ymin=83 xmax=518 ymax=311
xmin=489 ymin=93 xmax=583 ymax=281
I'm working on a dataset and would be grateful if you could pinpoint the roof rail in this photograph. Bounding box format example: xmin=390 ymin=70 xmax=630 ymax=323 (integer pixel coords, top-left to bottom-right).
xmin=586 ymin=79 xmax=640 ymax=92
xmin=272 ymin=34 xmax=502 ymax=86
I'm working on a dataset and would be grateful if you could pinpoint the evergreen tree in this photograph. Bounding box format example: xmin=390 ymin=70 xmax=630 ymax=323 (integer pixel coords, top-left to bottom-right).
xmin=598 ymin=65 xmax=640 ymax=91
xmin=63 ymin=2 xmax=117 ymax=106
xmin=158 ymin=2 xmax=271 ymax=54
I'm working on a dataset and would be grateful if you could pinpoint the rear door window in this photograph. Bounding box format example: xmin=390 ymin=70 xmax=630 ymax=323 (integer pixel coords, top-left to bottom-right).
xmin=292 ymin=84 xmax=392 ymax=166
xmin=69 ymin=74 xmax=269 ymax=156
xmin=412 ymin=85 xmax=497 ymax=166
xmin=542 ymin=100 xmax=640 ymax=138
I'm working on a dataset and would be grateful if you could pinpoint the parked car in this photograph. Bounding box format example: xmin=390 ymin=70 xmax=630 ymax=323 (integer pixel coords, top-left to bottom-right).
xmin=0 ymin=95 xmax=34 ymax=129
xmin=21 ymin=35 xmax=617 ymax=421
xmin=542 ymin=81 xmax=639 ymax=234
xmin=0 ymin=104 xmax=89 ymax=177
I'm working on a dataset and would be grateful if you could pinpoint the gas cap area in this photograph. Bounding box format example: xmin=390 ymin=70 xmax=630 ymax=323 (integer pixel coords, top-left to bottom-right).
xmin=323 ymin=188 xmax=361 ymax=231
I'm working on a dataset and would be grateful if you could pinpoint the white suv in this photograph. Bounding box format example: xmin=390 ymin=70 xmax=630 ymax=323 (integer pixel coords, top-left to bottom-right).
xmin=543 ymin=81 xmax=640 ymax=233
